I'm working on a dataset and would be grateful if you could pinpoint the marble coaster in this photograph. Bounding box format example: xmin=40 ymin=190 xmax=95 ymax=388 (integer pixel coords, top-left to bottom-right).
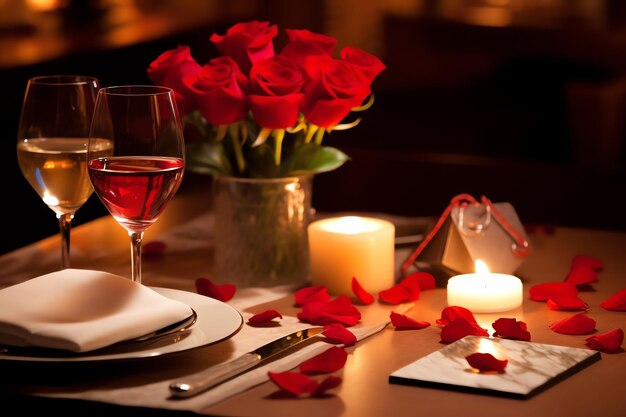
xmin=389 ymin=336 xmax=600 ymax=399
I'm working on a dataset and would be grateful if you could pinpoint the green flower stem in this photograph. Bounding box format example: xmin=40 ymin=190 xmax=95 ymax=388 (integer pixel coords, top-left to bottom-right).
xmin=314 ymin=127 xmax=326 ymax=145
xmin=273 ymin=129 xmax=285 ymax=166
xmin=229 ymin=124 xmax=246 ymax=174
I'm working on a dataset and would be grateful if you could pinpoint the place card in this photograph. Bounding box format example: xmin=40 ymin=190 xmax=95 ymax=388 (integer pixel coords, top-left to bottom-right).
xmin=389 ymin=336 xmax=600 ymax=399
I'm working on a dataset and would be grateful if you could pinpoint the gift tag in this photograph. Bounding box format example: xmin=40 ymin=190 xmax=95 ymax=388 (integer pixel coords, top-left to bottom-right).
xmin=401 ymin=194 xmax=531 ymax=278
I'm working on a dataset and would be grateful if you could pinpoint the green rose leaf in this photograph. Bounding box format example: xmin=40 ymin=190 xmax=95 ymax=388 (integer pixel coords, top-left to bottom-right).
xmin=185 ymin=140 xmax=233 ymax=176
xmin=246 ymin=143 xmax=280 ymax=178
xmin=279 ymin=143 xmax=350 ymax=176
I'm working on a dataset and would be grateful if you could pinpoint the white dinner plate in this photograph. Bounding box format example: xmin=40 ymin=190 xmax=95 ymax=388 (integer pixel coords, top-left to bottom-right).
xmin=0 ymin=287 xmax=243 ymax=363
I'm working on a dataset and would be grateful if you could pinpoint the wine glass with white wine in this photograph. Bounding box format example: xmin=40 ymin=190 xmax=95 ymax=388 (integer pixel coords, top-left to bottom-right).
xmin=87 ymin=85 xmax=185 ymax=284
xmin=17 ymin=75 xmax=107 ymax=269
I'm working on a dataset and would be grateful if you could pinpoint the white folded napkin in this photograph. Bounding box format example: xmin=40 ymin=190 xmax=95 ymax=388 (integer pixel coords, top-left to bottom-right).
xmin=0 ymin=268 xmax=193 ymax=352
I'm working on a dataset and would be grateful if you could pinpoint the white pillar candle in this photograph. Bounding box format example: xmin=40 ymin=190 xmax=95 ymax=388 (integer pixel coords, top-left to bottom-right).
xmin=308 ymin=216 xmax=395 ymax=296
xmin=447 ymin=260 xmax=523 ymax=313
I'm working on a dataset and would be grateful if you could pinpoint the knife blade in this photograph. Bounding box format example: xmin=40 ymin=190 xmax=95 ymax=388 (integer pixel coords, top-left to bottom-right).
xmin=169 ymin=326 xmax=324 ymax=398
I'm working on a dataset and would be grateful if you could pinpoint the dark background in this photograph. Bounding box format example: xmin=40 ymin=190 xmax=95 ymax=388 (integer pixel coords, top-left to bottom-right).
xmin=2 ymin=0 xmax=625 ymax=254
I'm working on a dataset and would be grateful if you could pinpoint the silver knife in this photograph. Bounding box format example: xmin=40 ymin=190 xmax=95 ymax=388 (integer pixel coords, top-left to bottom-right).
xmin=169 ymin=326 xmax=324 ymax=398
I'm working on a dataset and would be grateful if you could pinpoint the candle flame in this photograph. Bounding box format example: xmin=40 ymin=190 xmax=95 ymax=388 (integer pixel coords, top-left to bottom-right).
xmin=475 ymin=259 xmax=490 ymax=274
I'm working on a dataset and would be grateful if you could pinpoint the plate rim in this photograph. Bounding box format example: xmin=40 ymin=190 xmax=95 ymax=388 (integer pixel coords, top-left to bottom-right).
xmin=0 ymin=286 xmax=243 ymax=363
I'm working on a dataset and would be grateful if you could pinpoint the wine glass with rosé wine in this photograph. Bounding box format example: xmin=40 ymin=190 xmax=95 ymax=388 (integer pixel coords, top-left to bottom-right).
xmin=17 ymin=75 xmax=104 ymax=269
xmin=87 ymin=85 xmax=185 ymax=284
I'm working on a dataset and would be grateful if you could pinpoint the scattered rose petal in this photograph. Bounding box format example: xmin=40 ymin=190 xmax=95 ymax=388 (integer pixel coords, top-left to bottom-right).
xmin=546 ymin=296 xmax=589 ymax=311
xmin=322 ymin=324 xmax=357 ymax=347
xmin=492 ymin=318 xmax=531 ymax=341
xmin=402 ymin=271 xmax=437 ymax=291
xmin=297 ymin=295 xmax=361 ymax=326
xmin=436 ymin=306 xmax=478 ymax=326
xmin=585 ymin=328 xmax=624 ymax=353
xmin=600 ymin=288 xmax=626 ymax=311
xmin=466 ymin=352 xmax=508 ymax=373
xmin=351 ymin=277 xmax=375 ymax=305
xmin=195 ymin=278 xmax=236 ymax=302
xmin=299 ymin=346 xmax=347 ymax=375
xmin=247 ymin=309 xmax=283 ymax=325
xmin=268 ymin=371 xmax=319 ymax=395
xmin=312 ymin=375 xmax=342 ymax=396
xmin=549 ymin=313 xmax=596 ymax=335
xmin=564 ymin=267 xmax=598 ymax=287
xmin=295 ymin=285 xmax=331 ymax=306
xmin=440 ymin=318 xmax=489 ymax=343
xmin=142 ymin=240 xmax=166 ymax=257
xmin=268 ymin=372 xmax=341 ymax=397
xmin=571 ymin=254 xmax=604 ymax=272
xmin=390 ymin=311 xmax=430 ymax=330
xmin=529 ymin=282 xmax=578 ymax=301
xmin=398 ymin=275 xmax=421 ymax=300
xmin=378 ymin=284 xmax=412 ymax=305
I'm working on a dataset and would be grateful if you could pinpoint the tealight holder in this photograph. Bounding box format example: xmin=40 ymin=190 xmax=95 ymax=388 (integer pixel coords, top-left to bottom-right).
xmin=447 ymin=260 xmax=523 ymax=313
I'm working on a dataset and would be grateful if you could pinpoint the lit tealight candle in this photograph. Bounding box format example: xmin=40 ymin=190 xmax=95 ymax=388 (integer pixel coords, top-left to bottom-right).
xmin=447 ymin=260 xmax=523 ymax=313
xmin=308 ymin=216 xmax=395 ymax=296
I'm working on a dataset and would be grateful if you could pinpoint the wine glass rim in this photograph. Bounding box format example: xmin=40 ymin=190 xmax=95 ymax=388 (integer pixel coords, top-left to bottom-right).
xmin=99 ymin=85 xmax=174 ymax=96
xmin=28 ymin=75 xmax=99 ymax=85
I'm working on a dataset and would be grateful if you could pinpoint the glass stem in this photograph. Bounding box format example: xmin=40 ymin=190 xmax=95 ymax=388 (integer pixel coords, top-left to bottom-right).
xmin=57 ymin=213 xmax=73 ymax=269
xmin=129 ymin=231 xmax=144 ymax=284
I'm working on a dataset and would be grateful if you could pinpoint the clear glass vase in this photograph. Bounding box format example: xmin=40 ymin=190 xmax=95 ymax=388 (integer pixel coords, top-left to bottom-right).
xmin=212 ymin=175 xmax=313 ymax=287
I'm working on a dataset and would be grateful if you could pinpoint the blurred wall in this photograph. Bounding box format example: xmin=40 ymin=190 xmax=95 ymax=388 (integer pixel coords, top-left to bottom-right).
xmin=1 ymin=0 xmax=625 ymax=254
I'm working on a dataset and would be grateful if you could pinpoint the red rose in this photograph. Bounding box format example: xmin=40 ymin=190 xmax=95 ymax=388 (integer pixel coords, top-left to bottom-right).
xmin=340 ymin=46 xmax=386 ymax=83
xmin=187 ymin=56 xmax=249 ymax=126
xmin=210 ymin=20 xmax=277 ymax=76
xmin=146 ymin=45 xmax=201 ymax=115
xmin=281 ymin=29 xmax=337 ymax=79
xmin=249 ymin=56 xmax=304 ymax=129
xmin=301 ymin=59 xmax=371 ymax=128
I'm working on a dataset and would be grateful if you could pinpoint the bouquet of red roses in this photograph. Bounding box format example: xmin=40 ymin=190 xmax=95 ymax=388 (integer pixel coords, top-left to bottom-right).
xmin=147 ymin=20 xmax=385 ymax=178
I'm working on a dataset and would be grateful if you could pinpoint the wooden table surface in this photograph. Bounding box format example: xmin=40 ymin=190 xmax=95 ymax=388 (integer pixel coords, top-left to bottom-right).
xmin=0 ymin=177 xmax=625 ymax=417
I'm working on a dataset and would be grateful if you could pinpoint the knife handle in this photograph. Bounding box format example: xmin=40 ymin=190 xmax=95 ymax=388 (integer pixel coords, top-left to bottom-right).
xmin=169 ymin=352 xmax=261 ymax=398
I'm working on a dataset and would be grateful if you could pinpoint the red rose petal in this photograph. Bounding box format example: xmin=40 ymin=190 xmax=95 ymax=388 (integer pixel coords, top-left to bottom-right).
xmin=436 ymin=306 xmax=478 ymax=326
xmin=403 ymin=271 xmax=437 ymax=291
xmin=572 ymin=254 xmax=604 ymax=272
xmin=398 ymin=275 xmax=421 ymax=300
xmin=440 ymin=318 xmax=489 ymax=343
xmin=600 ymin=288 xmax=626 ymax=311
xmin=295 ymin=285 xmax=331 ymax=306
xmin=322 ymin=324 xmax=357 ymax=347
xmin=195 ymin=278 xmax=236 ymax=302
xmin=546 ymin=296 xmax=589 ymax=311
xmin=390 ymin=311 xmax=430 ymax=330
xmin=268 ymin=371 xmax=319 ymax=395
xmin=492 ymin=317 xmax=531 ymax=341
xmin=299 ymin=346 xmax=347 ymax=375
xmin=247 ymin=309 xmax=283 ymax=325
xmin=564 ymin=267 xmax=598 ymax=287
xmin=585 ymin=328 xmax=624 ymax=353
xmin=142 ymin=240 xmax=166 ymax=258
xmin=466 ymin=352 xmax=508 ymax=373
xmin=351 ymin=277 xmax=375 ymax=305
xmin=297 ymin=295 xmax=361 ymax=326
xmin=529 ymin=282 xmax=579 ymax=301
xmin=549 ymin=313 xmax=596 ymax=335
xmin=378 ymin=284 xmax=411 ymax=305
xmin=312 ymin=375 xmax=342 ymax=396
